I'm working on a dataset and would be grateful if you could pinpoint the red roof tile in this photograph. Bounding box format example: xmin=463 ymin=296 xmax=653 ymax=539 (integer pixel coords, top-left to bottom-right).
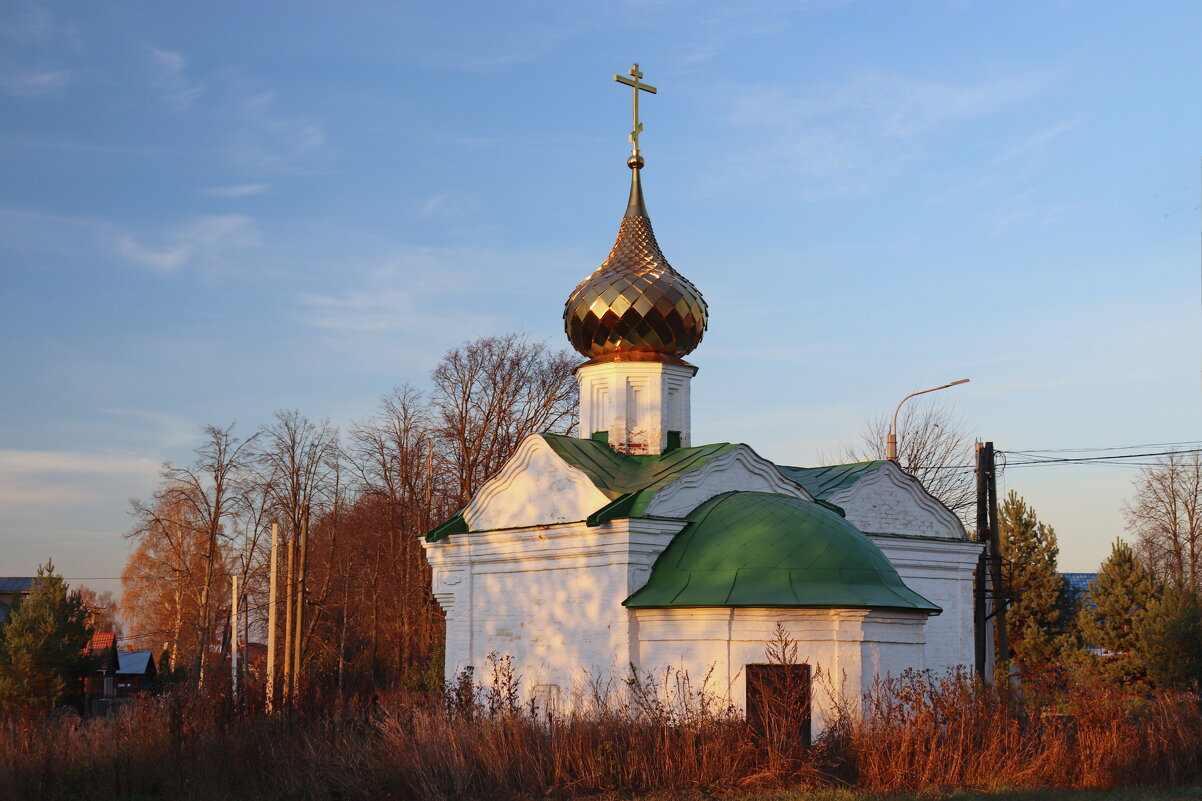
xmin=86 ymin=632 xmax=116 ymax=655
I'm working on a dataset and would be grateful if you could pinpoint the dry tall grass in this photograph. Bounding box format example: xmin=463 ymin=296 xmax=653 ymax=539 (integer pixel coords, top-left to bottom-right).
xmin=847 ymin=669 xmax=1202 ymax=793
xmin=1 ymin=667 xmax=1200 ymax=801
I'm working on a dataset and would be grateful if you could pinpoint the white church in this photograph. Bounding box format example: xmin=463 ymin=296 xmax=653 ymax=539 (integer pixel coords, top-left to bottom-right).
xmin=423 ymin=66 xmax=983 ymax=730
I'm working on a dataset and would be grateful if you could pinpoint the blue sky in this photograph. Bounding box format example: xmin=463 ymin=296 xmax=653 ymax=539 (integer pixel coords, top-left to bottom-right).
xmin=1 ymin=0 xmax=1199 ymax=592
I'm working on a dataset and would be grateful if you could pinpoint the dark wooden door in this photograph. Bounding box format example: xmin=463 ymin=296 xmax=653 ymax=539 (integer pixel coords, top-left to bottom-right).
xmin=745 ymin=663 xmax=812 ymax=748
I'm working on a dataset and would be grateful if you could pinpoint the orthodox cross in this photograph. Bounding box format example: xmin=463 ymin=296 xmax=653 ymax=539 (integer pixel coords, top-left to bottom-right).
xmin=614 ymin=63 xmax=657 ymax=157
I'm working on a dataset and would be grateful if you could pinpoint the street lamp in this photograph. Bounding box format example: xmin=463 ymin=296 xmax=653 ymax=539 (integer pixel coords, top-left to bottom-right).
xmin=886 ymin=379 xmax=970 ymax=461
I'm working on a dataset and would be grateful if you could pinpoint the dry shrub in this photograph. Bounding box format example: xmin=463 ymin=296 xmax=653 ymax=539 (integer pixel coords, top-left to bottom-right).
xmin=3 ymin=665 xmax=1202 ymax=800
xmin=373 ymin=658 xmax=778 ymax=800
xmin=845 ymin=668 xmax=1202 ymax=794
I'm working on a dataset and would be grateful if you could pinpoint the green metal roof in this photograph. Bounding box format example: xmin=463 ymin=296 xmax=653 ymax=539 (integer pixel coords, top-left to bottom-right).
xmin=425 ymin=436 xmax=740 ymax=540
xmin=425 ymin=510 xmax=466 ymax=542
xmin=540 ymin=435 xmax=739 ymax=525
xmin=623 ymin=491 xmax=940 ymax=613
xmin=776 ymin=461 xmax=884 ymax=500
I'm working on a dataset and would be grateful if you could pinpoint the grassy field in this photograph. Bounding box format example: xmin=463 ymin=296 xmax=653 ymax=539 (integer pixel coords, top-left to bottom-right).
xmin=721 ymin=788 xmax=1202 ymax=793
xmin=531 ymin=789 xmax=1202 ymax=800
xmin=3 ymin=670 xmax=1202 ymax=801
xmin=723 ymin=790 xmax=1202 ymax=800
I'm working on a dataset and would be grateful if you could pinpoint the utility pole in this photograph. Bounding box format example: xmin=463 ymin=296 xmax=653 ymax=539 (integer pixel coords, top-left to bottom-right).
xmin=976 ymin=440 xmax=985 ymax=678
xmin=266 ymin=522 xmax=279 ymax=712
xmin=230 ymin=574 xmax=239 ymax=703
xmin=974 ymin=441 xmax=1009 ymax=680
xmin=283 ymin=536 xmax=294 ymax=701
xmin=292 ymin=504 xmax=309 ymax=701
xmin=974 ymin=441 xmax=988 ymax=679
xmin=986 ymin=442 xmax=1010 ymax=676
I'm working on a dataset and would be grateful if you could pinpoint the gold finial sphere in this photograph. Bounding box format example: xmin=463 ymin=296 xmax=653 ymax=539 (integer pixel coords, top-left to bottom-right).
xmin=627 ymin=154 xmax=644 ymax=169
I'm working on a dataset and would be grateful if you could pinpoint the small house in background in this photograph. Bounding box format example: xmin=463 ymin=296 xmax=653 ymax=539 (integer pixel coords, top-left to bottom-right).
xmin=243 ymin=641 xmax=267 ymax=668
xmin=116 ymin=649 xmax=157 ymax=695
xmin=0 ymin=577 xmax=36 ymax=624
xmin=1061 ymin=572 xmax=1098 ymax=609
xmin=82 ymin=632 xmax=120 ymax=702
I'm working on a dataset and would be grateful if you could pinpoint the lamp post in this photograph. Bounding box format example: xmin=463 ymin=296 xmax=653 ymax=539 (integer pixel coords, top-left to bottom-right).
xmin=886 ymin=379 xmax=970 ymax=461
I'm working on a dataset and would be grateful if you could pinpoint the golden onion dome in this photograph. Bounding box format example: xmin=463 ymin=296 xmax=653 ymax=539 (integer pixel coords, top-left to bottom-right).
xmin=564 ymin=164 xmax=708 ymax=363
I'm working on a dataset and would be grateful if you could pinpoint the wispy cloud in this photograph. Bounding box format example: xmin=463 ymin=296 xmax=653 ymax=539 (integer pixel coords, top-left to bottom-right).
xmin=295 ymin=243 xmax=547 ymax=332
xmin=0 ymin=67 xmax=72 ymax=96
xmin=417 ymin=191 xmax=480 ymax=219
xmin=420 ymin=193 xmax=454 ymax=218
xmin=987 ymin=188 xmax=1066 ymax=235
xmin=733 ymin=71 xmax=1045 ymax=138
xmin=0 ymin=449 xmax=160 ymax=508
xmin=115 ymin=237 xmax=190 ymax=272
xmin=231 ymin=90 xmax=325 ymax=169
xmin=114 ymin=214 xmax=259 ymax=273
xmin=301 ymin=289 xmax=422 ymax=331
xmin=0 ymin=0 xmax=52 ymax=46
xmin=995 ymin=119 xmax=1080 ymax=163
xmin=963 ymin=120 xmax=1079 ymax=231
xmin=719 ymin=69 xmax=1051 ymax=196
xmin=0 ymin=2 xmax=74 ymax=98
xmin=0 ymin=134 xmax=161 ymax=154
xmin=102 ymin=409 xmax=197 ymax=448
xmin=145 ymin=45 xmax=203 ymax=110
xmin=203 ymin=183 xmax=270 ymax=198
xmin=298 ymin=285 xmax=505 ymax=367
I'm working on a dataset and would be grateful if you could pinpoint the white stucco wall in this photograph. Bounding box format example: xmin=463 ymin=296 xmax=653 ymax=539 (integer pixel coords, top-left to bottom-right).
xmin=643 ymin=444 xmax=813 ymax=518
xmin=423 ymin=518 xmax=681 ymax=694
xmin=576 ymin=360 xmax=696 ymax=454
xmin=635 ymin=607 xmax=928 ymax=732
xmin=463 ymin=436 xmax=611 ymax=532
xmin=828 ymin=462 xmax=965 ymax=540
xmin=870 ymin=534 xmax=982 ymax=673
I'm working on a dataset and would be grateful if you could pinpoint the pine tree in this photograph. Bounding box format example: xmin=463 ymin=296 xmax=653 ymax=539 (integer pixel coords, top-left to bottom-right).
xmin=0 ymin=561 xmax=92 ymax=712
xmin=1077 ymin=539 xmax=1158 ymax=687
xmin=999 ymin=491 xmax=1066 ymax=678
xmin=1134 ymin=581 xmax=1202 ymax=690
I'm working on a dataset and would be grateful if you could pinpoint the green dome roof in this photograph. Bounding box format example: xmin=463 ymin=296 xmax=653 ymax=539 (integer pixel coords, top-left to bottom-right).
xmin=623 ymin=491 xmax=940 ymax=613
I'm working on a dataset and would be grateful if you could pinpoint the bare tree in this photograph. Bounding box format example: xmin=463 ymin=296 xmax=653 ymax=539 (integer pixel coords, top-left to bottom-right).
xmin=337 ymin=386 xmax=443 ymax=688
xmin=256 ymin=410 xmax=341 ymax=693
xmin=1124 ymin=450 xmax=1202 ymax=590
xmin=826 ymin=400 xmax=975 ymax=525
xmin=431 ymin=333 xmax=578 ymax=507
xmin=259 ymin=410 xmax=340 ymax=547
xmin=76 ymin=587 xmax=123 ymax=638
xmin=124 ymin=492 xmax=229 ymax=674
xmin=115 ymin=333 xmax=581 ymax=698
xmin=137 ymin=424 xmax=257 ymax=687
xmin=350 ymin=385 xmax=442 ymax=527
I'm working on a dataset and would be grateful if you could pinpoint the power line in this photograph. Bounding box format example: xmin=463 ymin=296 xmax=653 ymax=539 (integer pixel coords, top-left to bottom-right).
xmin=1003 ymin=448 xmax=1202 ymax=467
xmin=1007 ymin=440 xmax=1202 ymax=454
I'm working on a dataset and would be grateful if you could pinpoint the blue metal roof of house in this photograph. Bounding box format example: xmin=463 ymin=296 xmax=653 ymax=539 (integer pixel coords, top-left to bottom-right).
xmin=117 ymin=650 xmax=155 ymax=675
xmin=1062 ymin=573 xmax=1098 ymax=610
xmin=1061 ymin=573 xmax=1097 ymax=597
xmin=0 ymin=578 xmax=36 ymax=593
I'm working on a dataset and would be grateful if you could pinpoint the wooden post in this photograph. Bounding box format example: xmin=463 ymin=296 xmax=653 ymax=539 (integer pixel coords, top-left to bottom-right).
xmin=266 ymin=522 xmax=279 ymax=712
xmin=985 ymin=442 xmax=1010 ymax=676
xmin=230 ymin=575 xmax=239 ymax=703
xmin=283 ymin=536 xmax=294 ymax=701
xmin=293 ymin=505 xmax=309 ymax=701
xmin=974 ymin=442 xmax=988 ymax=679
